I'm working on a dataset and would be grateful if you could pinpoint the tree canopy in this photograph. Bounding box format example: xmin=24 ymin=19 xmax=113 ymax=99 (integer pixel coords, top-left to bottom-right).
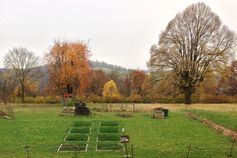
xmin=4 ymin=47 xmax=40 ymax=102
xmin=45 ymin=40 xmax=90 ymax=98
xmin=149 ymin=2 xmax=236 ymax=104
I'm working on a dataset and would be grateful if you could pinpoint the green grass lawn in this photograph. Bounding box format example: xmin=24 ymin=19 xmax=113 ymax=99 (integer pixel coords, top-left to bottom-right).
xmin=0 ymin=104 xmax=236 ymax=158
xmin=187 ymin=109 xmax=237 ymax=132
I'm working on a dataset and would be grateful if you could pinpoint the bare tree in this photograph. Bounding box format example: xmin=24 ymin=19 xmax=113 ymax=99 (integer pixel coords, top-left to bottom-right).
xmin=0 ymin=72 xmax=17 ymax=118
xmin=4 ymin=47 xmax=40 ymax=102
xmin=149 ymin=2 xmax=236 ymax=104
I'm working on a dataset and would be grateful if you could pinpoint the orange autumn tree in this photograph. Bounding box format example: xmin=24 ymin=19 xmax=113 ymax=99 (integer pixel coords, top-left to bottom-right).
xmin=45 ymin=40 xmax=90 ymax=101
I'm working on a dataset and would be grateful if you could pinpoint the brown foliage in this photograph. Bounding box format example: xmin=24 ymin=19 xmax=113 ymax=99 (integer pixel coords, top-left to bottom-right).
xmin=130 ymin=70 xmax=146 ymax=95
xmin=87 ymin=69 xmax=108 ymax=96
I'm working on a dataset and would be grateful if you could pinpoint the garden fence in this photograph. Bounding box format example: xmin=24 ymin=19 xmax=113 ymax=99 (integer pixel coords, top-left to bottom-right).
xmin=0 ymin=142 xmax=236 ymax=158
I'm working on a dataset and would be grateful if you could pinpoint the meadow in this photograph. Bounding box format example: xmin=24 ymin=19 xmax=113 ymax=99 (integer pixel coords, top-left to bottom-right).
xmin=0 ymin=103 xmax=236 ymax=158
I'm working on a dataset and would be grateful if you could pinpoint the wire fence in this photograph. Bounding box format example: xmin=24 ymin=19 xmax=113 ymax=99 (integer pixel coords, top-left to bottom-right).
xmin=0 ymin=141 xmax=236 ymax=158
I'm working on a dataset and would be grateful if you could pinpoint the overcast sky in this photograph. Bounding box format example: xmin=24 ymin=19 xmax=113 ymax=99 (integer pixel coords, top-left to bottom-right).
xmin=0 ymin=0 xmax=236 ymax=69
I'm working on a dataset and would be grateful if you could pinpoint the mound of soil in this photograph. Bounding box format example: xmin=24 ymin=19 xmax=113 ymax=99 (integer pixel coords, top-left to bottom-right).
xmin=0 ymin=110 xmax=7 ymax=117
xmin=186 ymin=112 xmax=237 ymax=141
xmin=115 ymin=112 xmax=133 ymax=118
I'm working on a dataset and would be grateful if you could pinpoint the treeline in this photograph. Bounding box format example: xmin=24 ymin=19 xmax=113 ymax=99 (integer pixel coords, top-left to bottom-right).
xmin=2 ymin=62 xmax=237 ymax=104
xmin=1 ymin=39 xmax=237 ymax=104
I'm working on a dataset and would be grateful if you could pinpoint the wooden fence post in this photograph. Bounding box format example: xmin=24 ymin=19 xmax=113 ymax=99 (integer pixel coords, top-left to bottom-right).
xmin=25 ymin=146 xmax=30 ymax=158
xmin=228 ymin=140 xmax=235 ymax=157
xmin=186 ymin=144 xmax=192 ymax=158
xmin=131 ymin=144 xmax=134 ymax=158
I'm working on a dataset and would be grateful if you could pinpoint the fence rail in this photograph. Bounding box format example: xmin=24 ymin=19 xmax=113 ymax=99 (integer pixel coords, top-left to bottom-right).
xmin=0 ymin=142 xmax=236 ymax=158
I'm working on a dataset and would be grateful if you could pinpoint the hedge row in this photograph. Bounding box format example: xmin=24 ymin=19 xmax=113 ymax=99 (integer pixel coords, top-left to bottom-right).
xmin=8 ymin=94 xmax=237 ymax=104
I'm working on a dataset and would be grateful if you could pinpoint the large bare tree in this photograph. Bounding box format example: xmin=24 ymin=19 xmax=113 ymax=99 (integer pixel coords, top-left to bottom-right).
xmin=4 ymin=47 xmax=40 ymax=102
xmin=149 ymin=3 xmax=236 ymax=104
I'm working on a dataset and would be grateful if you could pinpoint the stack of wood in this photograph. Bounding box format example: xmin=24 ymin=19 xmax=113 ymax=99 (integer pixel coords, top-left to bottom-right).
xmin=153 ymin=108 xmax=165 ymax=119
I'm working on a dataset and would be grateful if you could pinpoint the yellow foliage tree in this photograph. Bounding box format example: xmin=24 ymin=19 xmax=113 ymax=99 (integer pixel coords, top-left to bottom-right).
xmin=102 ymin=80 xmax=121 ymax=102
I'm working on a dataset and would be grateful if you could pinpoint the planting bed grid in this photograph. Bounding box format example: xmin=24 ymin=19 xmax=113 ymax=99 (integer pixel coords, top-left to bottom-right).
xmin=58 ymin=120 xmax=123 ymax=152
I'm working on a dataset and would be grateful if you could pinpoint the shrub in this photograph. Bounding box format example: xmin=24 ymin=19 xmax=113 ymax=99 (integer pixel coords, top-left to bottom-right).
xmin=76 ymin=95 xmax=87 ymax=102
xmin=103 ymin=94 xmax=123 ymax=103
xmin=66 ymin=100 xmax=75 ymax=106
xmin=24 ymin=96 xmax=36 ymax=103
xmin=35 ymin=96 xmax=46 ymax=104
xmin=87 ymin=94 xmax=102 ymax=103
xmin=198 ymin=94 xmax=237 ymax=103
xmin=45 ymin=96 xmax=61 ymax=103
xmin=13 ymin=95 xmax=62 ymax=104
xmin=127 ymin=94 xmax=142 ymax=103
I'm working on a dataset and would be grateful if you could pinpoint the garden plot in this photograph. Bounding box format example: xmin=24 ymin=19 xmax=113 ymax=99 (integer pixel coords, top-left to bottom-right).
xmin=97 ymin=133 xmax=120 ymax=141
xmin=64 ymin=134 xmax=89 ymax=142
xmin=73 ymin=121 xmax=92 ymax=127
xmin=96 ymin=142 xmax=123 ymax=151
xmin=58 ymin=120 xmax=92 ymax=152
xmin=58 ymin=142 xmax=88 ymax=152
xmin=96 ymin=121 xmax=123 ymax=151
xmin=69 ymin=127 xmax=91 ymax=134
xmin=100 ymin=121 xmax=118 ymax=126
xmin=99 ymin=126 xmax=119 ymax=133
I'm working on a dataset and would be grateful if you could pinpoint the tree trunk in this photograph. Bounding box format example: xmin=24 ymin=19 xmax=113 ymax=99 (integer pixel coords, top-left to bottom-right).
xmin=61 ymin=93 xmax=66 ymax=107
xmin=184 ymin=87 xmax=192 ymax=104
xmin=20 ymin=82 xmax=25 ymax=103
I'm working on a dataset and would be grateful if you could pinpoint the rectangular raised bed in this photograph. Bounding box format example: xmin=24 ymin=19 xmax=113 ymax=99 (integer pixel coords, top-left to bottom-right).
xmin=100 ymin=121 xmax=118 ymax=126
xmin=99 ymin=126 xmax=119 ymax=133
xmin=58 ymin=142 xmax=88 ymax=152
xmin=65 ymin=134 xmax=89 ymax=142
xmin=96 ymin=142 xmax=123 ymax=151
xmin=69 ymin=127 xmax=91 ymax=134
xmin=97 ymin=133 xmax=120 ymax=141
xmin=73 ymin=121 xmax=92 ymax=127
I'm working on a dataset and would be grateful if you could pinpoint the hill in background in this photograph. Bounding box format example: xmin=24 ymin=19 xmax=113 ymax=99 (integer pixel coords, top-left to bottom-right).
xmin=90 ymin=60 xmax=130 ymax=73
xmin=0 ymin=60 xmax=130 ymax=73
